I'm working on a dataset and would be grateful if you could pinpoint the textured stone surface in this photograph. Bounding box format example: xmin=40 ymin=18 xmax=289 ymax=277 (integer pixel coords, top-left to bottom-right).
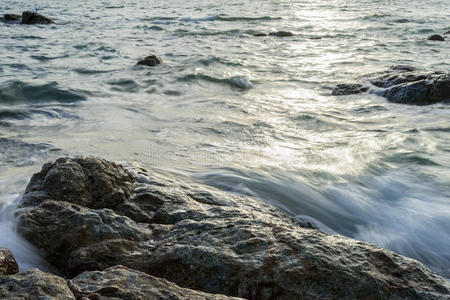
xmin=69 ymin=265 xmax=241 ymax=300
xmin=0 ymin=247 xmax=19 ymax=275
xmin=16 ymin=157 xmax=450 ymax=299
xmin=137 ymin=55 xmax=162 ymax=67
xmin=0 ymin=268 xmax=75 ymax=299
xmin=333 ymin=66 xmax=450 ymax=105
xmin=21 ymin=11 xmax=53 ymax=25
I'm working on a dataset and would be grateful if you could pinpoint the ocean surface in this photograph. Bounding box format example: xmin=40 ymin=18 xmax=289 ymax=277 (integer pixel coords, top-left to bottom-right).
xmin=0 ymin=0 xmax=449 ymax=277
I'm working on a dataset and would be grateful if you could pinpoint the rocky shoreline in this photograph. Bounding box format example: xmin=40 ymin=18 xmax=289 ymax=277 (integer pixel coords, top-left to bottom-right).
xmin=0 ymin=157 xmax=449 ymax=299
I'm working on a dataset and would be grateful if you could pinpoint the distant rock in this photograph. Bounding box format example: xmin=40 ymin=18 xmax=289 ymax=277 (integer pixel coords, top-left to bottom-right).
xmin=0 ymin=248 xmax=19 ymax=275
xmin=16 ymin=156 xmax=450 ymax=299
xmin=427 ymin=34 xmax=445 ymax=41
xmin=268 ymin=31 xmax=294 ymax=37
xmin=21 ymin=11 xmax=53 ymax=25
xmin=137 ymin=55 xmax=162 ymax=67
xmin=0 ymin=268 xmax=75 ymax=299
xmin=69 ymin=266 xmax=241 ymax=300
xmin=253 ymin=33 xmax=267 ymax=37
xmin=3 ymin=14 xmax=21 ymax=21
xmin=333 ymin=66 xmax=450 ymax=105
xmin=444 ymin=30 xmax=450 ymax=35
xmin=332 ymin=83 xmax=369 ymax=95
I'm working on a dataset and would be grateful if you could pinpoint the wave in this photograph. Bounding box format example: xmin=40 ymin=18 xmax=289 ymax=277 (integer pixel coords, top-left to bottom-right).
xmin=180 ymin=15 xmax=281 ymax=22
xmin=178 ymin=73 xmax=252 ymax=90
xmin=174 ymin=29 xmax=242 ymax=37
xmin=0 ymin=81 xmax=87 ymax=104
xmin=0 ymin=138 xmax=60 ymax=167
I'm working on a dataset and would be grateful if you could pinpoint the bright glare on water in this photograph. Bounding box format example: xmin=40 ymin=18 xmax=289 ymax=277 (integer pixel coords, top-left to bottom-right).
xmin=0 ymin=0 xmax=449 ymax=277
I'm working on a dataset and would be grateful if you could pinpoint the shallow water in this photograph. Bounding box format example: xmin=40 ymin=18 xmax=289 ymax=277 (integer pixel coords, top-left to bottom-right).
xmin=0 ymin=0 xmax=449 ymax=277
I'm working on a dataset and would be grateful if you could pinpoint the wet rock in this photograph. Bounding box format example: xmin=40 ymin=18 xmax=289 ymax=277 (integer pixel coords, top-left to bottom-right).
xmin=21 ymin=11 xmax=53 ymax=25
xmin=69 ymin=265 xmax=241 ymax=300
xmin=268 ymin=31 xmax=294 ymax=37
xmin=254 ymin=33 xmax=267 ymax=37
xmin=17 ymin=157 xmax=450 ymax=299
xmin=3 ymin=14 xmax=21 ymax=21
xmin=444 ymin=30 xmax=450 ymax=35
xmin=0 ymin=268 xmax=75 ymax=299
xmin=427 ymin=34 xmax=445 ymax=41
xmin=333 ymin=66 xmax=450 ymax=105
xmin=0 ymin=247 xmax=19 ymax=275
xmin=136 ymin=55 xmax=162 ymax=67
xmin=332 ymin=83 xmax=369 ymax=95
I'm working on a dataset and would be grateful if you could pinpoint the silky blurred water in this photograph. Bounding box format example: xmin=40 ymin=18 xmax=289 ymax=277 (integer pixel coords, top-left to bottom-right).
xmin=0 ymin=0 xmax=449 ymax=277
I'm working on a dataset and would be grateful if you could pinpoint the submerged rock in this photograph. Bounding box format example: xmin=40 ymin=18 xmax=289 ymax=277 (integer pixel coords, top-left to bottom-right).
xmin=427 ymin=34 xmax=445 ymax=41
xmin=332 ymin=83 xmax=369 ymax=95
xmin=268 ymin=31 xmax=294 ymax=37
xmin=254 ymin=33 xmax=268 ymax=37
xmin=21 ymin=11 xmax=53 ymax=25
xmin=445 ymin=29 xmax=450 ymax=35
xmin=0 ymin=268 xmax=75 ymax=299
xmin=16 ymin=157 xmax=450 ymax=299
xmin=69 ymin=265 xmax=241 ymax=299
xmin=2 ymin=14 xmax=21 ymax=22
xmin=0 ymin=247 xmax=19 ymax=275
xmin=137 ymin=55 xmax=162 ymax=67
xmin=333 ymin=66 xmax=450 ymax=105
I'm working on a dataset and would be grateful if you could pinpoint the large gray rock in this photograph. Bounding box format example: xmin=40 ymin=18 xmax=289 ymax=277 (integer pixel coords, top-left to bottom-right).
xmin=0 ymin=268 xmax=75 ymax=299
xmin=0 ymin=247 xmax=19 ymax=275
xmin=16 ymin=157 xmax=450 ymax=299
xmin=69 ymin=265 xmax=241 ymax=300
xmin=333 ymin=65 xmax=450 ymax=105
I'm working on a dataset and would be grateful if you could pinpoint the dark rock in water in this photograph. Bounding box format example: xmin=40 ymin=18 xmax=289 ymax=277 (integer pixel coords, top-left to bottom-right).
xmin=332 ymin=83 xmax=369 ymax=95
xmin=268 ymin=31 xmax=294 ymax=37
xmin=0 ymin=268 xmax=75 ymax=299
xmin=370 ymin=67 xmax=450 ymax=105
xmin=21 ymin=11 xmax=53 ymax=25
xmin=69 ymin=266 xmax=240 ymax=299
xmin=333 ymin=66 xmax=450 ymax=105
xmin=3 ymin=14 xmax=21 ymax=21
xmin=444 ymin=30 xmax=450 ymax=35
xmin=427 ymin=34 xmax=445 ymax=41
xmin=16 ymin=157 xmax=450 ymax=299
xmin=254 ymin=33 xmax=267 ymax=37
xmin=137 ymin=55 xmax=162 ymax=67
xmin=0 ymin=248 xmax=19 ymax=275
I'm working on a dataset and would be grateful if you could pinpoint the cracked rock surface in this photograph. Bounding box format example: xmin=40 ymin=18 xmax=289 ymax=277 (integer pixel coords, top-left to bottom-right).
xmin=14 ymin=157 xmax=450 ymax=299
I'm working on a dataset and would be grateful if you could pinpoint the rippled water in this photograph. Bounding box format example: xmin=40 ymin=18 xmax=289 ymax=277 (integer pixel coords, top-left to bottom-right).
xmin=1 ymin=0 xmax=449 ymax=277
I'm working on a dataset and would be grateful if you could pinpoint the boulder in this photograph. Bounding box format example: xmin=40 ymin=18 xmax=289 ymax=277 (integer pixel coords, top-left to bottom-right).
xmin=268 ymin=31 xmax=294 ymax=37
xmin=333 ymin=66 xmax=450 ymax=105
xmin=16 ymin=157 xmax=450 ymax=299
xmin=3 ymin=14 xmax=21 ymax=21
xmin=21 ymin=11 xmax=53 ymax=25
xmin=69 ymin=265 xmax=241 ymax=299
xmin=427 ymin=34 xmax=445 ymax=41
xmin=0 ymin=268 xmax=75 ymax=299
xmin=136 ymin=55 xmax=162 ymax=67
xmin=0 ymin=247 xmax=19 ymax=275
